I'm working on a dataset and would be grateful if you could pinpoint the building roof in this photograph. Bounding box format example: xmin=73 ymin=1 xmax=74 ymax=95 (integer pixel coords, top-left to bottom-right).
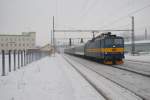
xmin=125 ymin=40 xmax=150 ymax=44
xmin=0 ymin=32 xmax=36 ymax=36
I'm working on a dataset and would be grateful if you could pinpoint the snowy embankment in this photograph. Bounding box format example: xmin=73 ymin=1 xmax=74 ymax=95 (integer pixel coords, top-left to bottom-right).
xmin=66 ymin=54 xmax=150 ymax=100
xmin=125 ymin=53 xmax=150 ymax=62
xmin=0 ymin=54 xmax=104 ymax=100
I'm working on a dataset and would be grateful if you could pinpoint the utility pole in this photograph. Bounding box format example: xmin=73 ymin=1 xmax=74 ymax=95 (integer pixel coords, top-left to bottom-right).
xmin=80 ymin=38 xmax=84 ymax=43
xmin=145 ymin=28 xmax=147 ymax=40
xmin=131 ymin=16 xmax=135 ymax=55
xmin=52 ymin=16 xmax=55 ymax=55
xmin=51 ymin=30 xmax=53 ymax=46
xmin=69 ymin=38 xmax=72 ymax=46
xmin=92 ymin=31 xmax=95 ymax=38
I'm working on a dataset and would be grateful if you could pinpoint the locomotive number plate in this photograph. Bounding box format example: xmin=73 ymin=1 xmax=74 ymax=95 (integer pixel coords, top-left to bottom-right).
xmin=112 ymin=48 xmax=116 ymax=51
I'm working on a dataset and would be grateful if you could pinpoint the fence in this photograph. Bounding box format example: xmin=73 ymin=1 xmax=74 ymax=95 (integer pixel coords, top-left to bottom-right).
xmin=0 ymin=49 xmax=50 ymax=76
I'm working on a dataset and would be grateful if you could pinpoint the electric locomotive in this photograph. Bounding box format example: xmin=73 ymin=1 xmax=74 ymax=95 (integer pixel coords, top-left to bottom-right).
xmin=64 ymin=32 xmax=124 ymax=65
xmin=84 ymin=32 xmax=124 ymax=64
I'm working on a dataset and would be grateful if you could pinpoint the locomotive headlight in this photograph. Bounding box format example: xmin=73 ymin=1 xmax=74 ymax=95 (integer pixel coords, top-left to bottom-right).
xmin=113 ymin=45 xmax=116 ymax=47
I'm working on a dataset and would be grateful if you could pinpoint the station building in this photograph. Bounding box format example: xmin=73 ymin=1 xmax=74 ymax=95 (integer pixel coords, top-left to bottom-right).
xmin=0 ymin=32 xmax=36 ymax=51
xmin=125 ymin=40 xmax=150 ymax=53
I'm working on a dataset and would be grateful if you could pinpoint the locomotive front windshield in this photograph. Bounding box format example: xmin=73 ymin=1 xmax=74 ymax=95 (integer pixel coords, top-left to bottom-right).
xmin=105 ymin=38 xmax=124 ymax=46
xmin=114 ymin=39 xmax=123 ymax=45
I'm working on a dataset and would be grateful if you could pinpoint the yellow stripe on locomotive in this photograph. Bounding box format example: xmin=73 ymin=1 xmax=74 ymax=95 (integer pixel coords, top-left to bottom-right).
xmin=86 ymin=48 xmax=124 ymax=53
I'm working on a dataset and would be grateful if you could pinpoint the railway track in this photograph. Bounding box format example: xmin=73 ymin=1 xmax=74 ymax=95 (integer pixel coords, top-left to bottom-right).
xmin=63 ymin=55 xmax=144 ymax=100
xmin=64 ymin=54 xmax=150 ymax=100
xmin=63 ymin=55 xmax=109 ymax=100
xmin=111 ymin=59 xmax=150 ymax=77
xmin=111 ymin=64 xmax=150 ymax=77
xmin=125 ymin=59 xmax=150 ymax=64
xmin=75 ymin=55 xmax=150 ymax=77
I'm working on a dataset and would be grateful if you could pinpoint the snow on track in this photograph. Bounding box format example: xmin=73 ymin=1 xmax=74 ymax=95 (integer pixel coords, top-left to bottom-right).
xmin=125 ymin=53 xmax=150 ymax=62
xmin=114 ymin=61 xmax=150 ymax=77
xmin=66 ymin=54 xmax=150 ymax=100
xmin=0 ymin=54 xmax=105 ymax=100
xmin=64 ymin=55 xmax=142 ymax=100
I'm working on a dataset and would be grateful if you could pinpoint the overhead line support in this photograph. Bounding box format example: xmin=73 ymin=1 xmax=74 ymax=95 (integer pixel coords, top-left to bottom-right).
xmin=54 ymin=29 xmax=132 ymax=33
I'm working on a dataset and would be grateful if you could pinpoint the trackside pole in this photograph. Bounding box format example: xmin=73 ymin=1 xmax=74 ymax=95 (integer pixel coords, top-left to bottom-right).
xmin=14 ymin=50 xmax=16 ymax=71
xmin=2 ymin=50 xmax=6 ymax=76
xmin=18 ymin=50 xmax=20 ymax=69
xmin=21 ymin=50 xmax=23 ymax=67
xmin=8 ymin=50 xmax=11 ymax=72
xmin=24 ymin=50 xmax=26 ymax=66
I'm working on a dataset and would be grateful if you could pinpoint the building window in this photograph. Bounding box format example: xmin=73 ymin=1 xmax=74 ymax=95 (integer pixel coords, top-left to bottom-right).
xmin=10 ymin=44 xmax=12 ymax=47
xmin=10 ymin=38 xmax=12 ymax=41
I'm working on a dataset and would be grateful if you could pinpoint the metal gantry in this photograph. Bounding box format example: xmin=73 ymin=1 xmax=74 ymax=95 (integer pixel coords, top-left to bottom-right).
xmin=51 ymin=16 xmax=135 ymax=55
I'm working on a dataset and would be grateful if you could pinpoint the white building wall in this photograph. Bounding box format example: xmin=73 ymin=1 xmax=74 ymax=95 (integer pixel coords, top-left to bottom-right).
xmin=0 ymin=32 xmax=36 ymax=51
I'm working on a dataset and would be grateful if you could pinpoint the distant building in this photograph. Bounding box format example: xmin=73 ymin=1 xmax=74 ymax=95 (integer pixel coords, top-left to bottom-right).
xmin=125 ymin=40 xmax=150 ymax=53
xmin=0 ymin=32 xmax=36 ymax=51
xmin=40 ymin=44 xmax=53 ymax=55
xmin=40 ymin=44 xmax=53 ymax=51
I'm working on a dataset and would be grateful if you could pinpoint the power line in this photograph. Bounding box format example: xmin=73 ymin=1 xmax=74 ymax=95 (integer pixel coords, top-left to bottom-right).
xmin=128 ymin=4 xmax=150 ymax=15
xmin=101 ymin=3 xmax=150 ymax=29
xmin=79 ymin=0 xmax=100 ymax=24
xmin=54 ymin=29 xmax=131 ymax=33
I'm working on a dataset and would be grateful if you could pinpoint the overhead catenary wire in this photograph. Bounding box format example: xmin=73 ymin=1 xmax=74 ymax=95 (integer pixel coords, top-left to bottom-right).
xmin=102 ymin=3 xmax=150 ymax=29
xmin=128 ymin=3 xmax=150 ymax=15
xmin=79 ymin=0 xmax=101 ymax=24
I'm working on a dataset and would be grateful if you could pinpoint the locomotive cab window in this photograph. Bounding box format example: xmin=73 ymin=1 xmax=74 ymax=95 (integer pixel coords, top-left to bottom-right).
xmin=114 ymin=39 xmax=123 ymax=45
xmin=105 ymin=38 xmax=123 ymax=46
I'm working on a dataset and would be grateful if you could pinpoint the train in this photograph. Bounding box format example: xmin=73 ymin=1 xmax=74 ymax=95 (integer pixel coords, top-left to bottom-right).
xmin=64 ymin=32 xmax=124 ymax=65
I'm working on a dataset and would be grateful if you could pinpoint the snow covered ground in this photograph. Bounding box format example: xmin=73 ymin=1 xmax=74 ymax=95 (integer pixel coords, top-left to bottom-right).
xmin=0 ymin=54 xmax=24 ymax=76
xmin=65 ymin=54 xmax=150 ymax=100
xmin=125 ymin=53 xmax=150 ymax=62
xmin=64 ymin=55 xmax=142 ymax=100
xmin=0 ymin=54 xmax=104 ymax=100
xmin=0 ymin=53 xmax=150 ymax=100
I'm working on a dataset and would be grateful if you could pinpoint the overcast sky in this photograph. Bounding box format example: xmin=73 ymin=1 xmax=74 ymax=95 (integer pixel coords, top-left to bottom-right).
xmin=0 ymin=0 xmax=150 ymax=46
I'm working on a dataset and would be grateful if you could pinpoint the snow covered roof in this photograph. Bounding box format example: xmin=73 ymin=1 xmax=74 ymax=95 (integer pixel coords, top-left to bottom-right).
xmin=125 ymin=40 xmax=150 ymax=44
